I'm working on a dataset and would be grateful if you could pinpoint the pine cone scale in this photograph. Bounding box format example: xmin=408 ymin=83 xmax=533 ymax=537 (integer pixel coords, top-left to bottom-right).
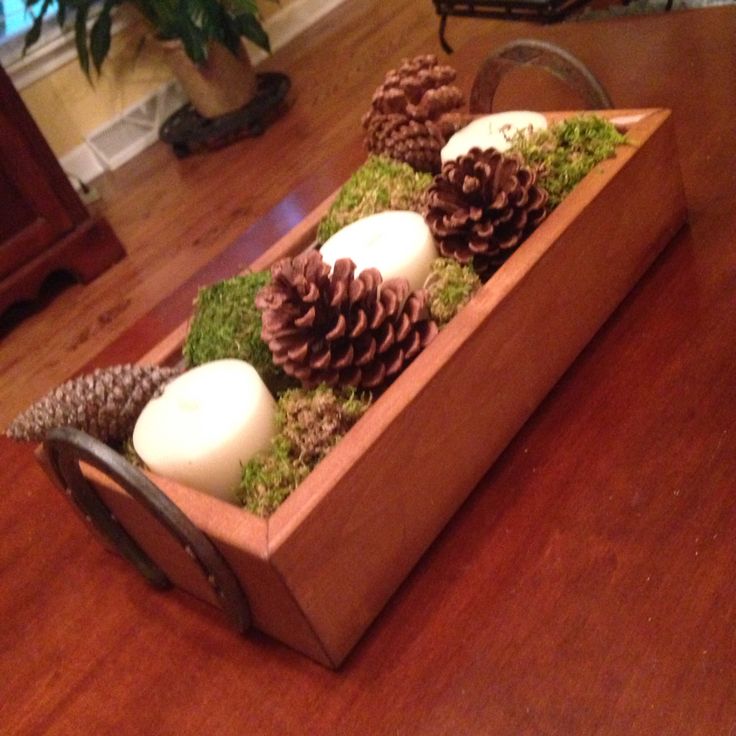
xmin=304 ymin=345 xmax=330 ymax=371
xmin=403 ymin=332 xmax=423 ymax=361
xmin=325 ymin=313 xmax=347 ymax=341
xmin=374 ymin=322 xmax=394 ymax=354
xmin=349 ymin=310 xmax=369 ymax=337
xmin=332 ymin=344 xmax=354 ymax=369
xmin=354 ymin=337 xmax=377 ymax=367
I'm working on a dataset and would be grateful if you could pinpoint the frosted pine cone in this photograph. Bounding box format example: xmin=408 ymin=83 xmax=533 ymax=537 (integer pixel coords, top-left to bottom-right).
xmin=256 ymin=251 xmax=438 ymax=390
xmin=362 ymin=55 xmax=466 ymax=173
xmin=423 ymin=147 xmax=549 ymax=280
xmin=6 ymin=364 xmax=182 ymax=444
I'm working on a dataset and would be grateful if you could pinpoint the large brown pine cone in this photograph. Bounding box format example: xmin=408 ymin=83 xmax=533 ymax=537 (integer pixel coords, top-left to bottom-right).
xmin=256 ymin=251 xmax=438 ymax=390
xmin=362 ymin=55 xmax=466 ymax=173
xmin=6 ymin=364 xmax=182 ymax=443
xmin=423 ymin=147 xmax=549 ymax=280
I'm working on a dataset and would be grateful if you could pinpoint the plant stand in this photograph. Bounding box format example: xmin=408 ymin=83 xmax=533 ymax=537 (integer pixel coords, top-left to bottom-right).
xmin=159 ymin=72 xmax=291 ymax=158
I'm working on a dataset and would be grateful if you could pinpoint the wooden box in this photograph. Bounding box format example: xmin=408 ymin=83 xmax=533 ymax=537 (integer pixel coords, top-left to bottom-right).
xmin=39 ymin=109 xmax=687 ymax=668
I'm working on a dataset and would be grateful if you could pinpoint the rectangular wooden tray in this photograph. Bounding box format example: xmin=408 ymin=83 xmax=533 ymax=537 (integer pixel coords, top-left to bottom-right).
xmin=39 ymin=109 xmax=687 ymax=668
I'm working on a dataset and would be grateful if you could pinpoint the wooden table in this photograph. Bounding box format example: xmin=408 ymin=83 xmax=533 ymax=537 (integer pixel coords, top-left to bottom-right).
xmin=2 ymin=6 xmax=735 ymax=734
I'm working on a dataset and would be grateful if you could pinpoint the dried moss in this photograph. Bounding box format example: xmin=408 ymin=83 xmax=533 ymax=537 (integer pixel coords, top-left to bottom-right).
xmin=121 ymin=436 xmax=146 ymax=468
xmin=237 ymin=386 xmax=371 ymax=516
xmin=182 ymin=272 xmax=292 ymax=394
xmin=317 ymin=155 xmax=433 ymax=244
xmin=508 ymin=115 xmax=627 ymax=209
xmin=425 ymin=258 xmax=481 ymax=327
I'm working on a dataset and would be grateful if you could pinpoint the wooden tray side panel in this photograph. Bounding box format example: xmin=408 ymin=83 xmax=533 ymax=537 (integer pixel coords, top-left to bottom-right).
xmin=268 ymin=112 xmax=687 ymax=665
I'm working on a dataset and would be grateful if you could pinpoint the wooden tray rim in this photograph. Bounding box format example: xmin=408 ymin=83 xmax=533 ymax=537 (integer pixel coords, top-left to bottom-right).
xmin=83 ymin=108 xmax=672 ymax=558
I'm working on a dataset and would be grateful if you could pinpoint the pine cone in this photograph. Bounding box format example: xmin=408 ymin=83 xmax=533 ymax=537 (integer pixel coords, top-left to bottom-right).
xmin=6 ymin=364 xmax=182 ymax=444
xmin=256 ymin=251 xmax=438 ymax=390
xmin=365 ymin=55 xmax=463 ymax=121
xmin=362 ymin=55 xmax=466 ymax=173
xmin=363 ymin=115 xmax=445 ymax=174
xmin=423 ymin=147 xmax=549 ymax=280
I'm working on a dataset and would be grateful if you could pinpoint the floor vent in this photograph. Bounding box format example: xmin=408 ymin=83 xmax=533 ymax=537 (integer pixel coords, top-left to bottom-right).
xmin=85 ymin=81 xmax=187 ymax=171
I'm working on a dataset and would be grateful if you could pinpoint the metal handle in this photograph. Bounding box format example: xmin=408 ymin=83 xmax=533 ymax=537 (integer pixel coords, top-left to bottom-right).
xmin=470 ymin=39 xmax=613 ymax=113
xmin=44 ymin=426 xmax=250 ymax=633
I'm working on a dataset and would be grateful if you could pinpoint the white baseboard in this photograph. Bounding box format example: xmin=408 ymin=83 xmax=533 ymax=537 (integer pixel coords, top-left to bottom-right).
xmin=59 ymin=143 xmax=105 ymax=190
xmin=249 ymin=0 xmax=349 ymax=64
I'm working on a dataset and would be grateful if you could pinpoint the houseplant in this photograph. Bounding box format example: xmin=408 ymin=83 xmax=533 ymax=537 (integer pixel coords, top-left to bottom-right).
xmin=23 ymin=0 xmax=273 ymax=117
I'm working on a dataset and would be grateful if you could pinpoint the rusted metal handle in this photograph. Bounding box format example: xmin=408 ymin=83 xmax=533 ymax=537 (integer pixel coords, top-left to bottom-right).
xmin=470 ymin=39 xmax=613 ymax=113
xmin=44 ymin=426 xmax=250 ymax=634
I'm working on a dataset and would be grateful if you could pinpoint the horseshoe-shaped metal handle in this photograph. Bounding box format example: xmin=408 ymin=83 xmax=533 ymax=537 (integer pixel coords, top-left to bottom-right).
xmin=43 ymin=426 xmax=250 ymax=634
xmin=470 ymin=39 xmax=613 ymax=113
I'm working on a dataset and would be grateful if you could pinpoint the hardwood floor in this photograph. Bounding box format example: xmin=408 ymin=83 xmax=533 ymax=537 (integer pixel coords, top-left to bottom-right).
xmin=0 ymin=0 xmax=625 ymax=430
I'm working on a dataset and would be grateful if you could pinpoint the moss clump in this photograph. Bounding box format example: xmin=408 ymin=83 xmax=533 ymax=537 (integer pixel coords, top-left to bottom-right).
xmin=182 ymin=271 xmax=291 ymax=394
xmin=317 ymin=155 xmax=433 ymax=243
xmin=237 ymin=386 xmax=371 ymax=516
xmin=239 ymin=436 xmax=310 ymax=517
xmin=508 ymin=115 xmax=627 ymax=209
xmin=425 ymin=258 xmax=482 ymax=327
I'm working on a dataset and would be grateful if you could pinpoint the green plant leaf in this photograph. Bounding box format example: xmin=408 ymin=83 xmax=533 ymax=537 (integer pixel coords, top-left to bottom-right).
xmin=197 ymin=0 xmax=226 ymax=46
xmin=226 ymin=0 xmax=260 ymax=14
xmin=23 ymin=17 xmax=44 ymax=49
xmin=176 ymin=1 xmax=207 ymax=65
xmin=75 ymin=3 xmax=90 ymax=79
xmin=27 ymin=0 xmax=273 ymax=70
xmin=217 ymin=7 xmax=243 ymax=54
xmin=23 ymin=0 xmax=52 ymax=52
xmin=234 ymin=13 xmax=270 ymax=53
xmin=90 ymin=2 xmax=114 ymax=73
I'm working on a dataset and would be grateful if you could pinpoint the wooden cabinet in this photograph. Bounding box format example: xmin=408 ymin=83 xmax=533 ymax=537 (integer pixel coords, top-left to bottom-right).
xmin=0 ymin=63 xmax=124 ymax=316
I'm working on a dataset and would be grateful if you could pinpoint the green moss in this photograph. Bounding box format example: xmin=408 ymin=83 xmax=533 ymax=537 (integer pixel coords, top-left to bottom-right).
xmin=237 ymin=386 xmax=371 ymax=516
xmin=121 ymin=436 xmax=146 ymax=468
xmin=238 ymin=436 xmax=310 ymax=517
xmin=425 ymin=258 xmax=482 ymax=327
xmin=317 ymin=155 xmax=433 ymax=243
xmin=508 ymin=115 xmax=628 ymax=209
xmin=182 ymin=271 xmax=292 ymax=394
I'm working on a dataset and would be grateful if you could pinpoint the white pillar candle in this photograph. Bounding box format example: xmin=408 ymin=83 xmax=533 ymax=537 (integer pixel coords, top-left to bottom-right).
xmin=441 ymin=111 xmax=548 ymax=163
xmin=132 ymin=359 xmax=276 ymax=502
xmin=319 ymin=210 xmax=437 ymax=291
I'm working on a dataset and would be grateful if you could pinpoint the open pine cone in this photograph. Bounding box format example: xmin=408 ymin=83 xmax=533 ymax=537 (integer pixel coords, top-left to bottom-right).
xmin=423 ymin=147 xmax=549 ymax=280
xmin=362 ymin=54 xmax=468 ymax=173
xmin=256 ymin=251 xmax=438 ymax=390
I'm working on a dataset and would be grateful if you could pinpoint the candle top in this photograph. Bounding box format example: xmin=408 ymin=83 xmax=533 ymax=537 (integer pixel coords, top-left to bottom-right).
xmin=320 ymin=210 xmax=437 ymax=291
xmin=132 ymin=359 xmax=277 ymax=500
xmin=441 ymin=111 xmax=548 ymax=163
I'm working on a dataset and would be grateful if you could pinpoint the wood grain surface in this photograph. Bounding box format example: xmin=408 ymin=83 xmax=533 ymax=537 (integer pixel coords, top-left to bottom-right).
xmin=2 ymin=1 xmax=736 ymax=734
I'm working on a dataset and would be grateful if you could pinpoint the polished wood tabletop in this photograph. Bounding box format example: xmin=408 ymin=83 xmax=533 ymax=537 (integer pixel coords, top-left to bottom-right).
xmin=2 ymin=4 xmax=736 ymax=734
